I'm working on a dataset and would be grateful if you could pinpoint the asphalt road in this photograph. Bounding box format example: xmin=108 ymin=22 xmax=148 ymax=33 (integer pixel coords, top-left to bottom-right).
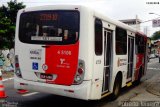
xmin=1 ymin=58 xmax=160 ymax=107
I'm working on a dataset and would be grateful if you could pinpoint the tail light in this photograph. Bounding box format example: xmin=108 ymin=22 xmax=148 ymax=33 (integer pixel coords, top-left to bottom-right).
xmin=73 ymin=60 xmax=85 ymax=85
xmin=15 ymin=55 xmax=22 ymax=78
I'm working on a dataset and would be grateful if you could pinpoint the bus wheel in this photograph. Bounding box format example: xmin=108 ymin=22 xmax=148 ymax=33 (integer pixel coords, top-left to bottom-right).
xmin=111 ymin=75 xmax=121 ymax=100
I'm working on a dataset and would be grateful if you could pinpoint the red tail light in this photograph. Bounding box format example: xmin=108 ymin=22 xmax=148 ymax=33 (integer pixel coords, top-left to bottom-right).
xmin=78 ymin=68 xmax=83 ymax=75
xmin=15 ymin=63 xmax=19 ymax=68
xmin=15 ymin=55 xmax=22 ymax=78
xmin=73 ymin=60 xmax=85 ymax=85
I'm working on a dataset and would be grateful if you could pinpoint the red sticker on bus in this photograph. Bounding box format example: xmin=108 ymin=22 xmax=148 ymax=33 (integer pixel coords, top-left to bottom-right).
xmin=45 ymin=42 xmax=79 ymax=85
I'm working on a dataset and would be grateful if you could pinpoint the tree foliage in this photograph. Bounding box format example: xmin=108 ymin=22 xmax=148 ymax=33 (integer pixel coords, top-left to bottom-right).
xmin=151 ymin=30 xmax=160 ymax=40
xmin=0 ymin=1 xmax=25 ymax=49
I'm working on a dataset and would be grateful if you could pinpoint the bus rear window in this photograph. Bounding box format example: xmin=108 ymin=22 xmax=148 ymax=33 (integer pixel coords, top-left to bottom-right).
xmin=19 ymin=10 xmax=80 ymax=45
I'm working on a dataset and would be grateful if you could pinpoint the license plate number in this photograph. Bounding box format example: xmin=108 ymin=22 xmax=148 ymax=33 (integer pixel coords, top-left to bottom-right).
xmin=40 ymin=73 xmax=53 ymax=80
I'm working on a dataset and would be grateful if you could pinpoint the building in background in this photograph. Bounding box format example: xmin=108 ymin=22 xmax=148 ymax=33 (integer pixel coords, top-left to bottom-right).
xmin=143 ymin=26 xmax=150 ymax=36
xmin=120 ymin=16 xmax=150 ymax=37
xmin=149 ymin=40 xmax=160 ymax=58
xmin=120 ymin=18 xmax=142 ymax=31
xmin=153 ymin=40 xmax=160 ymax=56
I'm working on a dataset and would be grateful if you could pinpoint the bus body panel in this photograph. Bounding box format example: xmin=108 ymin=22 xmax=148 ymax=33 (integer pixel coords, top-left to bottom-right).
xmin=15 ymin=42 xmax=46 ymax=82
xmin=113 ymin=55 xmax=128 ymax=87
xmin=14 ymin=4 xmax=148 ymax=100
xmin=78 ymin=7 xmax=93 ymax=81
xmin=44 ymin=43 xmax=79 ymax=85
xmin=16 ymin=6 xmax=83 ymax=86
xmin=14 ymin=77 xmax=91 ymax=100
xmin=134 ymin=33 xmax=147 ymax=81
xmin=15 ymin=5 xmax=94 ymax=100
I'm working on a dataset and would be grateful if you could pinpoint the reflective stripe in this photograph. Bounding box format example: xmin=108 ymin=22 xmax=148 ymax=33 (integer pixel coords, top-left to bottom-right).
xmin=2 ymin=78 xmax=13 ymax=82
xmin=22 ymin=92 xmax=39 ymax=97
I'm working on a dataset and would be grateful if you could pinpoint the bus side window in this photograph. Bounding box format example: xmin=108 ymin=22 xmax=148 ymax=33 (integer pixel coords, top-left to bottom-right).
xmin=116 ymin=42 xmax=123 ymax=54
xmin=95 ymin=18 xmax=103 ymax=55
xmin=136 ymin=34 xmax=145 ymax=54
xmin=115 ymin=27 xmax=127 ymax=55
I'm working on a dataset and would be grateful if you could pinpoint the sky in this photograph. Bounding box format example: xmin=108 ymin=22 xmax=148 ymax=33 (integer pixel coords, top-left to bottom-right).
xmin=1 ymin=0 xmax=160 ymax=37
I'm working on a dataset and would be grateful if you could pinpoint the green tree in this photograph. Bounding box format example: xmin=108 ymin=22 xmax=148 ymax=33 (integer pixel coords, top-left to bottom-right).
xmin=0 ymin=0 xmax=25 ymax=49
xmin=151 ymin=30 xmax=160 ymax=40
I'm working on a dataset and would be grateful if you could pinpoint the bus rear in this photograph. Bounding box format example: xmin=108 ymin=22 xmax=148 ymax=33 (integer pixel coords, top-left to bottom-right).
xmin=14 ymin=5 xmax=91 ymax=100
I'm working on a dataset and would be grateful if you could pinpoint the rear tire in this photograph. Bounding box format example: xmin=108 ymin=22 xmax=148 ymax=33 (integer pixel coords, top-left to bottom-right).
xmin=111 ymin=76 xmax=121 ymax=100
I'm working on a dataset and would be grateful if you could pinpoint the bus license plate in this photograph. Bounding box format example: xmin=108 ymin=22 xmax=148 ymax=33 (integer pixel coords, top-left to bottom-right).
xmin=40 ymin=73 xmax=53 ymax=80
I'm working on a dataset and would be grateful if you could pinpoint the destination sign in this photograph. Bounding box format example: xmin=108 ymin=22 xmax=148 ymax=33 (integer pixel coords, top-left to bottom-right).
xmin=40 ymin=13 xmax=58 ymax=21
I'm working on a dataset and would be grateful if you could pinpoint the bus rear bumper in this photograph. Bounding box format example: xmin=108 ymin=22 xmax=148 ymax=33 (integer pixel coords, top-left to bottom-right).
xmin=14 ymin=78 xmax=91 ymax=100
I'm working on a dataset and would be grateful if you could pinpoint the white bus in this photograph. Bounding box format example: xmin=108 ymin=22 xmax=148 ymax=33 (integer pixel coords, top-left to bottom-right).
xmin=14 ymin=5 xmax=147 ymax=100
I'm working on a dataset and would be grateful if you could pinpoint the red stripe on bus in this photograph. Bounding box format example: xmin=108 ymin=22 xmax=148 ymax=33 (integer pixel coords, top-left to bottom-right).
xmin=45 ymin=42 xmax=79 ymax=85
xmin=135 ymin=54 xmax=144 ymax=80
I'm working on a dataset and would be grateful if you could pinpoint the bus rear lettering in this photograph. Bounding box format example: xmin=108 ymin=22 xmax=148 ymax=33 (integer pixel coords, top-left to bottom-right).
xmin=40 ymin=13 xmax=58 ymax=21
